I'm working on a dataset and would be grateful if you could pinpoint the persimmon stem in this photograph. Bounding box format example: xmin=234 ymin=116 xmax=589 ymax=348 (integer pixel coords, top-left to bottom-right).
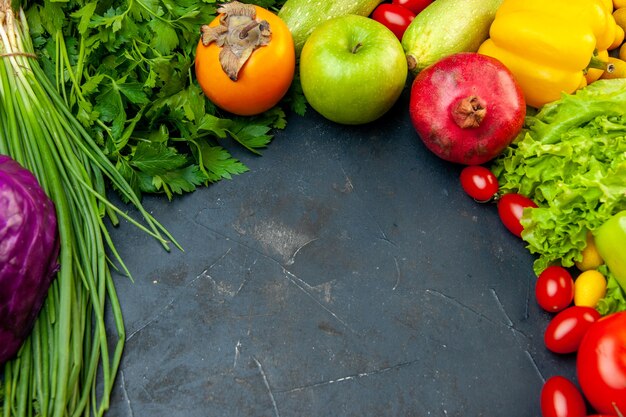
xmin=239 ymin=20 xmax=260 ymax=39
xmin=199 ymin=1 xmax=271 ymax=81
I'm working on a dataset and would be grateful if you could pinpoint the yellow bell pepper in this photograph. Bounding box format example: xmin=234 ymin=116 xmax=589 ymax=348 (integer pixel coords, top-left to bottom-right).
xmin=478 ymin=0 xmax=617 ymax=108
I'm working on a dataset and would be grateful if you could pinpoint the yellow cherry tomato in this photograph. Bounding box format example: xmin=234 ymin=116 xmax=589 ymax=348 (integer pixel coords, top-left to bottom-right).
xmin=575 ymin=231 xmax=605 ymax=271
xmin=574 ymin=270 xmax=607 ymax=308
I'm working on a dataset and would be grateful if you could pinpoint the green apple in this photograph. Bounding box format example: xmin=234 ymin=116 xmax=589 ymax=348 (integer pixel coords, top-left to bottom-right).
xmin=299 ymin=15 xmax=408 ymax=125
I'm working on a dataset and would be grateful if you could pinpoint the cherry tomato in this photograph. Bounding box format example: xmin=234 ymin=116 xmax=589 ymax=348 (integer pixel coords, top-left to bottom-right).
xmin=195 ymin=5 xmax=295 ymax=116
xmin=392 ymin=0 xmax=434 ymax=15
xmin=577 ymin=311 xmax=626 ymax=415
xmin=540 ymin=376 xmax=587 ymax=417
xmin=459 ymin=165 xmax=499 ymax=202
xmin=544 ymin=306 xmax=601 ymax=354
xmin=535 ymin=266 xmax=575 ymax=313
xmin=371 ymin=4 xmax=415 ymax=40
xmin=497 ymin=193 xmax=537 ymax=237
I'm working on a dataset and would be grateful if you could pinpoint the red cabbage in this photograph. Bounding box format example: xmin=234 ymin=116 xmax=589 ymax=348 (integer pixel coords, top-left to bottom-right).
xmin=0 ymin=155 xmax=60 ymax=364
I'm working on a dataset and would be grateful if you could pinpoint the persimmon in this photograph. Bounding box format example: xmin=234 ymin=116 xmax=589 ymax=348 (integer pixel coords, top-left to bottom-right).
xmin=195 ymin=1 xmax=295 ymax=116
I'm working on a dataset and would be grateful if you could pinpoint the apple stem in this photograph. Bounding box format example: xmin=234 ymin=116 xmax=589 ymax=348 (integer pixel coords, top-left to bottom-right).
xmin=351 ymin=42 xmax=363 ymax=54
xmin=451 ymin=95 xmax=487 ymax=129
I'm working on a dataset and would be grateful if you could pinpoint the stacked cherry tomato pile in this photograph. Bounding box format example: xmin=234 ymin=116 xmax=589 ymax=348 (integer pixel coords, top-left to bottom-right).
xmin=370 ymin=0 xmax=433 ymax=39
xmin=459 ymin=165 xmax=626 ymax=417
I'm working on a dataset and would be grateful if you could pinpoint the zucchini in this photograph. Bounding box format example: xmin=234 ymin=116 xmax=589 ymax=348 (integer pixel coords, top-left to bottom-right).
xmin=401 ymin=0 xmax=503 ymax=74
xmin=278 ymin=0 xmax=384 ymax=55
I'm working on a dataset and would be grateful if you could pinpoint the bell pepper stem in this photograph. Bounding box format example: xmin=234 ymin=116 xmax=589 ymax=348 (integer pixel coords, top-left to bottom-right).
xmin=587 ymin=55 xmax=608 ymax=71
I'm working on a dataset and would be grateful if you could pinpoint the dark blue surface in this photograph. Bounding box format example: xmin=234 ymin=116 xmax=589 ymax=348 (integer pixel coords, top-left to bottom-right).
xmin=106 ymin=89 xmax=576 ymax=417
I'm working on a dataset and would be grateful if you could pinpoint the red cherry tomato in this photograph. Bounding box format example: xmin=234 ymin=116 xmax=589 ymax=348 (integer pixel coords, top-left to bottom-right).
xmin=371 ymin=4 xmax=415 ymax=40
xmin=535 ymin=266 xmax=575 ymax=313
xmin=544 ymin=306 xmax=601 ymax=354
xmin=577 ymin=311 xmax=626 ymax=415
xmin=540 ymin=376 xmax=587 ymax=417
xmin=459 ymin=165 xmax=499 ymax=202
xmin=497 ymin=193 xmax=537 ymax=237
xmin=392 ymin=0 xmax=434 ymax=15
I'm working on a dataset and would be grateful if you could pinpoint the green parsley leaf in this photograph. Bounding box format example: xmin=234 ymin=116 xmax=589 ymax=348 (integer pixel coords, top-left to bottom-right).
xmin=131 ymin=142 xmax=188 ymax=174
xmin=70 ymin=2 xmax=98 ymax=35
xmin=28 ymin=0 xmax=296 ymax=199
xmin=149 ymin=19 xmax=179 ymax=55
xmin=118 ymin=82 xmax=150 ymax=105
xmin=195 ymin=141 xmax=249 ymax=182
xmin=228 ymin=123 xmax=273 ymax=154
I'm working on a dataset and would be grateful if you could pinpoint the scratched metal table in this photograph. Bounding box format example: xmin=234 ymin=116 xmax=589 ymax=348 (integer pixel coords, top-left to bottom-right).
xmin=106 ymin=89 xmax=576 ymax=417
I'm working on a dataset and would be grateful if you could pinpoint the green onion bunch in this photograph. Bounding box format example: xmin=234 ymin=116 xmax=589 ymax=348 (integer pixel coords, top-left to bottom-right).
xmin=0 ymin=0 xmax=176 ymax=415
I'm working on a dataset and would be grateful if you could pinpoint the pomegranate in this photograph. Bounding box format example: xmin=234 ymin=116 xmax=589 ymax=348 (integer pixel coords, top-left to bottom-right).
xmin=409 ymin=52 xmax=526 ymax=165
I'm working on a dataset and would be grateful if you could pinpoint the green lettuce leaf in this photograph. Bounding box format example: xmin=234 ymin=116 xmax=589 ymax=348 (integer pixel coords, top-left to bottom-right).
xmin=491 ymin=79 xmax=626 ymax=278
xmin=596 ymin=265 xmax=626 ymax=315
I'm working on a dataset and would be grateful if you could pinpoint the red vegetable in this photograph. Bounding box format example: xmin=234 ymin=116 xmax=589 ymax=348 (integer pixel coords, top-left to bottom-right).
xmin=535 ymin=266 xmax=575 ymax=313
xmin=392 ymin=0 xmax=433 ymax=15
xmin=577 ymin=311 xmax=626 ymax=415
xmin=544 ymin=306 xmax=601 ymax=354
xmin=409 ymin=52 xmax=526 ymax=165
xmin=459 ymin=165 xmax=499 ymax=202
xmin=497 ymin=193 xmax=538 ymax=237
xmin=371 ymin=3 xmax=415 ymax=40
xmin=540 ymin=376 xmax=587 ymax=417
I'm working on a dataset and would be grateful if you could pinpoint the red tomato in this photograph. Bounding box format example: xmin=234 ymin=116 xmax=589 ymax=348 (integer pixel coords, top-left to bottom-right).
xmin=459 ymin=165 xmax=499 ymax=202
xmin=535 ymin=266 xmax=575 ymax=313
xmin=371 ymin=4 xmax=415 ymax=40
xmin=544 ymin=306 xmax=601 ymax=354
xmin=392 ymin=0 xmax=434 ymax=15
xmin=540 ymin=376 xmax=587 ymax=417
xmin=577 ymin=311 xmax=626 ymax=415
xmin=497 ymin=193 xmax=537 ymax=237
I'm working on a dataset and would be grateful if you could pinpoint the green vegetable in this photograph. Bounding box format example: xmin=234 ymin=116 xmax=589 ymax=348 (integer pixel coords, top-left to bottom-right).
xmin=0 ymin=2 xmax=174 ymax=416
xmin=23 ymin=0 xmax=301 ymax=200
xmin=491 ymin=79 xmax=626 ymax=277
xmin=278 ymin=0 xmax=384 ymax=55
xmin=401 ymin=0 xmax=503 ymax=74
xmin=595 ymin=211 xmax=626 ymax=293
xmin=596 ymin=265 xmax=626 ymax=315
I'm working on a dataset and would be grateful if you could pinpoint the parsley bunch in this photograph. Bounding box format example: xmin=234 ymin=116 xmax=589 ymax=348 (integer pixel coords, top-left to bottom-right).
xmin=22 ymin=0 xmax=302 ymax=199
